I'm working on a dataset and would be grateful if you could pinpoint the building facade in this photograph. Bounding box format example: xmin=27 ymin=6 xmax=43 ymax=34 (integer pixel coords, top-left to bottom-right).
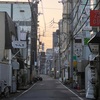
xmin=58 ymin=0 xmax=100 ymax=99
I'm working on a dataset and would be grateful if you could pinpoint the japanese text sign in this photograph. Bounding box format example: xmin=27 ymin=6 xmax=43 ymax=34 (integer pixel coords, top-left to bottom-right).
xmin=90 ymin=10 xmax=100 ymax=26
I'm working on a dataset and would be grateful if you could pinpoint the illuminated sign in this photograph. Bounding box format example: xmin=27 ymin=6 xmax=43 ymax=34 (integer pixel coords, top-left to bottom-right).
xmin=90 ymin=10 xmax=100 ymax=26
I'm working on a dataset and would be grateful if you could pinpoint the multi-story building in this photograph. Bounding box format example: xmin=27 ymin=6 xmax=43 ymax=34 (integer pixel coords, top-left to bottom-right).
xmin=0 ymin=1 xmax=38 ymax=88
xmin=45 ymin=49 xmax=53 ymax=76
xmin=59 ymin=0 xmax=94 ymax=87
xmin=0 ymin=1 xmax=31 ymax=84
xmin=85 ymin=0 xmax=100 ymax=99
xmin=0 ymin=12 xmax=18 ymax=93
xmin=39 ymin=51 xmax=45 ymax=74
xmin=52 ymin=30 xmax=60 ymax=78
xmin=58 ymin=0 xmax=100 ymax=99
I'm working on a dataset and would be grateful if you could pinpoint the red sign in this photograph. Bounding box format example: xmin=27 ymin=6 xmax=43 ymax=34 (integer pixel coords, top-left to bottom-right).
xmin=90 ymin=10 xmax=100 ymax=26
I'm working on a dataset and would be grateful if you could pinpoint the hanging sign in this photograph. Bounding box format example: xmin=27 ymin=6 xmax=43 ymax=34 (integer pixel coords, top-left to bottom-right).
xmin=12 ymin=41 xmax=26 ymax=48
xmin=90 ymin=10 xmax=100 ymax=26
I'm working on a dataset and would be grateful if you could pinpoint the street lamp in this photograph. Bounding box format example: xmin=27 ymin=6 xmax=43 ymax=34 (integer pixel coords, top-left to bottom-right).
xmin=88 ymin=31 xmax=100 ymax=100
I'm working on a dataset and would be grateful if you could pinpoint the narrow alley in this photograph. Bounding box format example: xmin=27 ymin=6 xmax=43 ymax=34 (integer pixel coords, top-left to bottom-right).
xmin=2 ymin=75 xmax=90 ymax=100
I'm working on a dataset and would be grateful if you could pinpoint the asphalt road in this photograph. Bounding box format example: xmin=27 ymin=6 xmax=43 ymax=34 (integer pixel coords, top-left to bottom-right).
xmin=1 ymin=75 xmax=89 ymax=100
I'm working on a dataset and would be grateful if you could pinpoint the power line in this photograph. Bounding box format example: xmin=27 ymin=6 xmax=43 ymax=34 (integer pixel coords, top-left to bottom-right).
xmin=72 ymin=0 xmax=88 ymax=33
xmin=39 ymin=7 xmax=62 ymax=10
xmin=39 ymin=0 xmax=46 ymax=36
xmin=28 ymin=0 xmax=38 ymax=29
xmin=73 ymin=0 xmax=100 ymax=37
xmin=69 ymin=0 xmax=79 ymax=17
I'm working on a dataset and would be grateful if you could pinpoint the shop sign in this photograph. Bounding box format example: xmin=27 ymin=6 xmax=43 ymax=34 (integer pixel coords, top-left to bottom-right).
xmin=90 ymin=10 xmax=100 ymax=26
xmin=12 ymin=41 xmax=26 ymax=48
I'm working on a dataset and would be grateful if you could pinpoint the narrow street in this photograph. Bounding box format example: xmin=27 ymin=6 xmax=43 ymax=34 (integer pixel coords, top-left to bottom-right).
xmin=2 ymin=75 xmax=89 ymax=100
xmin=0 ymin=1 xmax=99 ymax=100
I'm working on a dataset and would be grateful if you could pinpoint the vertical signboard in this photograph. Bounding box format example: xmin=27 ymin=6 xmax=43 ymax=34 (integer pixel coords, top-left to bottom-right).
xmin=90 ymin=10 xmax=100 ymax=26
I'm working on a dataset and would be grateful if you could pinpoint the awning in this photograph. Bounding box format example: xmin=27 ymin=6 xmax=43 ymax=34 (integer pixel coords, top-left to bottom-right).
xmin=88 ymin=31 xmax=100 ymax=54
xmin=88 ymin=31 xmax=100 ymax=43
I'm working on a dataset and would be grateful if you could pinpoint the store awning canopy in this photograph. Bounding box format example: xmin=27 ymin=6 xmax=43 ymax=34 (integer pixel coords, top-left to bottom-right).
xmin=88 ymin=31 xmax=100 ymax=43
xmin=88 ymin=31 xmax=100 ymax=54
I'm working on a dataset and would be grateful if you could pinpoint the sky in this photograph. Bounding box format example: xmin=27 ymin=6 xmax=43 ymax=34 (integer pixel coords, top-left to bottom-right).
xmin=38 ymin=0 xmax=62 ymax=51
xmin=2 ymin=0 xmax=63 ymax=51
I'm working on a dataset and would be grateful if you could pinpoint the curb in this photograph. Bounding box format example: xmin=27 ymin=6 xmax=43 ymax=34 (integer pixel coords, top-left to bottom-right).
xmin=58 ymin=80 xmax=89 ymax=100
xmin=1 ymin=83 xmax=36 ymax=100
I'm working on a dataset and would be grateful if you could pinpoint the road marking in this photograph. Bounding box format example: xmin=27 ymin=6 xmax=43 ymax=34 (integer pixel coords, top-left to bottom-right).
xmin=14 ymin=83 xmax=36 ymax=100
xmin=58 ymin=81 xmax=84 ymax=100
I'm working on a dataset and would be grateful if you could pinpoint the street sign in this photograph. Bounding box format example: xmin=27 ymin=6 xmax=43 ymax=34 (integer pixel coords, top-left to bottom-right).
xmin=12 ymin=41 xmax=26 ymax=48
xmin=90 ymin=10 xmax=100 ymax=26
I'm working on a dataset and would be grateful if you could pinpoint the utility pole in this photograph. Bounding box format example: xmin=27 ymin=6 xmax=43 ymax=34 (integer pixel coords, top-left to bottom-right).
xmin=70 ymin=0 xmax=73 ymax=86
xmin=58 ymin=28 xmax=61 ymax=78
xmin=30 ymin=0 xmax=38 ymax=83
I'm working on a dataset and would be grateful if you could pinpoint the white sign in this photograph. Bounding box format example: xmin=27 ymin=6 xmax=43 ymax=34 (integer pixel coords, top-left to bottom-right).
xmin=12 ymin=41 xmax=26 ymax=48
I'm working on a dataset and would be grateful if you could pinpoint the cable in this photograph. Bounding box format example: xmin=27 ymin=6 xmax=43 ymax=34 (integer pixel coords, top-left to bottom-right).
xmin=65 ymin=0 xmax=88 ymax=25
xmin=60 ymin=1 xmax=82 ymax=53
xmin=68 ymin=0 xmax=79 ymax=18
xmin=68 ymin=2 xmax=80 ymax=25
xmin=28 ymin=0 xmax=38 ymax=29
xmin=61 ymin=0 xmax=88 ymax=54
xmin=60 ymin=42 xmax=70 ymax=54
xmin=40 ymin=0 xmax=46 ymax=35
xmin=73 ymin=0 xmax=100 ymax=37
xmin=38 ymin=7 xmax=62 ymax=10
xmin=72 ymin=0 xmax=88 ymax=33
